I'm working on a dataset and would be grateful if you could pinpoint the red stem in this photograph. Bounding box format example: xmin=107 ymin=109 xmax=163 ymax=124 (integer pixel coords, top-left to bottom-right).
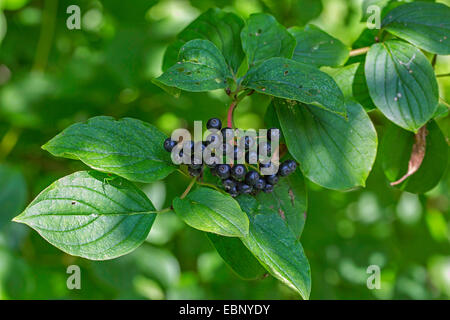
xmin=227 ymin=101 xmax=236 ymax=128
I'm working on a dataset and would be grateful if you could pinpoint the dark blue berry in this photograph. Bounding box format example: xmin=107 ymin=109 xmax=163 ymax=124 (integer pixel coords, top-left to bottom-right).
xmin=245 ymin=170 xmax=260 ymax=186
xmin=164 ymin=138 xmax=177 ymax=152
xmin=265 ymin=174 xmax=279 ymax=185
xmin=229 ymin=185 xmax=239 ymax=197
xmin=207 ymin=118 xmax=222 ymax=130
xmin=254 ymin=178 xmax=266 ymax=190
xmin=237 ymin=182 xmax=253 ymax=194
xmin=286 ymin=159 xmax=297 ymax=173
xmin=216 ymin=164 xmax=231 ymax=179
xmin=263 ymin=183 xmax=274 ymax=193
xmin=222 ymin=179 xmax=236 ymax=192
xmin=231 ymin=164 xmax=246 ymax=181
xmin=278 ymin=161 xmax=291 ymax=176
xmin=206 ymin=133 xmax=221 ymax=145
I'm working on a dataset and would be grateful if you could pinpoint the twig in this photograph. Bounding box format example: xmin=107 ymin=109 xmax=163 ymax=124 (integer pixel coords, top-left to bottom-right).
xmin=180 ymin=177 xmax=197 ymax=199
xmin=349 ymin=46 xmax=370 ymax=57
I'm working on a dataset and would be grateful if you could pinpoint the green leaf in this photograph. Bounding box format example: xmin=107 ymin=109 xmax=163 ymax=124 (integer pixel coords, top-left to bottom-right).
xmin=382 ymin=2 xmax=450 ymax=55
xmin=289 ymin=25 xmax=349 ymax=67
xmin=155 ymin=39 xmax=232 ymax=92
xmin=237 ymin=195 xmax=311 ymax=299
xmin=380 ymin=121 xmax=449 ymax=194
xmin=42 ymin=116 xmax=176 ymax=183
xmin=172 ymin=187 xmax=249 ymax=237
xmin=256 ymin=169 xmax=307 ymax=238
xmin=162 ymin=8 xmax=245 ymax=74
xmin=206 ymin=233 xmax=266 ymax=280
xmin=275 ymin=99 xmax=378 ymax=190
xmin=242 ymin=57 xmax=346 ymax=117
xmin=13 ymin=171 xmax=156 ymax=260
xmin=326 ymin=63 xmax=375 ymax=111
xmin=0 ymin=164 xmax=27 ymax=229
xmin=240 ymin=13 xmax=296 ymax=67
xmin=365 ymin=40 xmax=439 ymax=132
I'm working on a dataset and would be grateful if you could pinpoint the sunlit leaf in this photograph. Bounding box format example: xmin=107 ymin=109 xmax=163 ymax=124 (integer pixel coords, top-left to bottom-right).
xmin=242 ymin=57 xmax=346 ymax=117
xmin=172 ymin=187 xmax=249 ymax=237
xmin=162 ymin=8 xmax=245 ymax=74
xmin=256 ymin=169 xmax=307 ymax=238
xmin=240 ymin=13 xmax=296 ymax=67
xmin=365 ymin=40 xmax=438 ymax=132
xmin=237 ymin=195 xmax=311 ymax=299
xmin=14 ymin=171 xmax=156 ymax=260
xmin=289 ymin=24 xmax=349 ymax=67
xmin=382 ymin=2 xmax=450 ymax=55
xmin=42 ymin=116 xmax=176 ymax=183
xmin=155 ymin=39 xmax=232 ymax=92
xmin=276 ymin=99 xmax=377 ymax=190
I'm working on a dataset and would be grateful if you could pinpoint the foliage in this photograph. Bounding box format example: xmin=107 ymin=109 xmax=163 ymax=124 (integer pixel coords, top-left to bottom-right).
xmin=0 ymin=0 xmax=449 ymax=300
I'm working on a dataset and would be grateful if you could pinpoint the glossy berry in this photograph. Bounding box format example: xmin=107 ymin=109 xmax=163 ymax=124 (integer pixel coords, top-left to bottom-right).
xmin=237 ymin=182 xmax=253 ymax=194
xmin=206 ymin=133 xmax=221 ymax=145
xmin=245 ymin=170 xmax=260 ymax=186
xmin=245 ymin=151 xmax=258 ymax=164
xmin=286 ymin=159 xmax=297 ymax=172
xmin=267 ymin=128 xmax=281 ymax=141
xmin=188 ymin=166 xmax=202 ymax=177
xmin=216 ymin=164 xmax=231 ymax=179
xmin=164 ymin=138 xmax=177 ymax=152
xmin=207 ymin=118 xmax=222 ymax=130
xmin=229 ymin=185 xmax=239 ymax=197
xmin=222 ymin=179 xmax=236 ymax=192
xmin=254 ymin=178 xmax=266 ymax=190
xmin=231 ymin=164 xmax=246 ymax=181
xmin=263 ymin=183 xmax=274 ymax=193
xmin=278 ymin=161 xmax=292 ymax=176
xmin=265 ymin=174 xmax=279 ymax=185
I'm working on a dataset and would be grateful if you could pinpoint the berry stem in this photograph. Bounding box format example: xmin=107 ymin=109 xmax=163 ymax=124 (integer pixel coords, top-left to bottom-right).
xmin=227 ymin=100 xmax=237 ymax=128
xmin=180 ymin=177 xmax=197 ymax=199
xmin=349 ymin=46 xmax=370 ymax=57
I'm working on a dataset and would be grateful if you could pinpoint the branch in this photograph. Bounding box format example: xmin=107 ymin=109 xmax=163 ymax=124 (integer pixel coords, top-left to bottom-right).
xmin=180 ymin=177 xmax=197 ymax=199
xmin=227 ymin=101 xmax=237 ymax=128
xmin=349 ymin=46 xmax=370 ymax=57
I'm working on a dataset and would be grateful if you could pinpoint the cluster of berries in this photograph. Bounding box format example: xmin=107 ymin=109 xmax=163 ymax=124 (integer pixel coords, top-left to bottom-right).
xmin=163 ymin=118 xmax=297 ymax=197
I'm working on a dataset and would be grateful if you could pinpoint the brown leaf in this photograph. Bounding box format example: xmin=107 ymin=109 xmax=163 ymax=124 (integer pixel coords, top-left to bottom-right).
xmin=391 ymin=126 xmax=428 ymax=186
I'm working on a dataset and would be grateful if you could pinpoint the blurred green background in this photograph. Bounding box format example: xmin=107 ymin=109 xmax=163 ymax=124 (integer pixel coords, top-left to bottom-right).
xmin=0 ymin=0 xmax=449 ymax=299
